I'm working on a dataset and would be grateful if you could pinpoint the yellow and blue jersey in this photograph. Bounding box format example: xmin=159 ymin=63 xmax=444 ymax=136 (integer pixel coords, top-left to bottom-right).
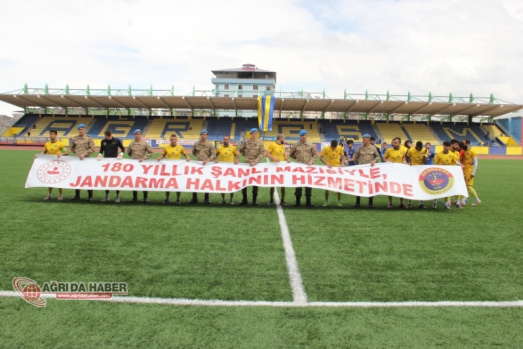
xmin=162 ymin=144 xmax=187 ymax=159
xmin=216 ymin=144 xmax=238 ymax=162
xmin=44 ymin=140 xmax=66 ymax=155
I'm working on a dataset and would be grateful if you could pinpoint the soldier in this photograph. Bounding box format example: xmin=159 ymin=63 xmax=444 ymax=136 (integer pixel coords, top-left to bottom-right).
xmin=266 ymin=133 xmax=291 ymax=205
xmin=99 ymin=129 xmax=125 ymax=203
xmin=190 ymin=129 xmax=216 ymax=204
xmin=70 ymin=123 xmax=95 ymax=201
xmin=239 ymin=128 xmax=266 ymax=205
xmin=127 ymin=129 xmax=153 ymax=203
xmin=289 ymin=129 xmax=317 ymax=207
xmin=353 ymin=133 xmax=380 ymax=208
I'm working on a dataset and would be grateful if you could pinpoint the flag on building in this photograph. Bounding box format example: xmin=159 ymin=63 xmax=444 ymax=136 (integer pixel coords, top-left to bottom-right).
xmin=258 ymin=95 xmax=275 ymax=131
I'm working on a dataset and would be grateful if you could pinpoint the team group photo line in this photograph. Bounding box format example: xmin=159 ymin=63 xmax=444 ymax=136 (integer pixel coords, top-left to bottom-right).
xmin=27 ymin=123 xmax=479 ymax=209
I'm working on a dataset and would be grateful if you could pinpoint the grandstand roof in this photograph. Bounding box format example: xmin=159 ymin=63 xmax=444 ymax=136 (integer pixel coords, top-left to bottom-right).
xmin=0 ymin=93 xmax=521 ymax=118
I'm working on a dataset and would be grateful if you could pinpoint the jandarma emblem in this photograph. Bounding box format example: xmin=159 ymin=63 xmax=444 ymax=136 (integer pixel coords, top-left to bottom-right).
xmin=37 ymin=160 xmax=71 ymax=184
xmin=418 ymin=167 xmax=454 ymax=195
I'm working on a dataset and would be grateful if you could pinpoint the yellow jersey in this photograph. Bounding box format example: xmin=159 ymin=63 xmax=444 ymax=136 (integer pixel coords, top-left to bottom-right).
xmin=450 ymin=150 xmax=461 ymax=163
xmin=461 ymin=149 xmax=476 ymax=170
xmin=44 ymin=140 xmax=66 ymax=155
xmin=321 ymin=146 xmax=344 ymax=167
xmin=267 ymin=142 xmax=286 ymax=162
xmin=216 ymin=144 xmax=238 ymax=162
xmin=383 ymin=147 xmax=406 ymax=163
xmin=162 ymin=144 xmax=187 ymax=159
xmin=407 ymin=147 xmax=427 ymax=166
xmin=434 ymin=151 xmax=458 ymax=166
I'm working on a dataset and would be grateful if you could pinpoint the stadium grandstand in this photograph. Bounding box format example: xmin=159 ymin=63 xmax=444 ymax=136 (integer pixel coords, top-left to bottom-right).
xmin=0 ymin=83 xmax=522 ymax=155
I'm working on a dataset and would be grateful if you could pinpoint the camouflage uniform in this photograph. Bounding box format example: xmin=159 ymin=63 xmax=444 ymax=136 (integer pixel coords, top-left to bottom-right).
xmin=239 ymin=139 xmax=265 ymax=164
xmin=192 ymin=140 xmax=216 ymax=162
xmin=353 ymin=144 xmax=380 ymax=207
xmin=127 ymin=140 xmax=153 ymax=202
xmin=71 ymin=134 xmax=96 ymax=157
xmin=127 ymin=140 xmax=153 ymax=160
xmin=239 ymin=139 xmax=266 ymax=204
xmin=70 ymin=134 xmax=96 ymax=200
xmin=289 ymin=141 xmax=317 ymax=206
xmin=353 ymin=144 xmax=379 ymax=165
xmin=190 ymin=140 xmax=216 ymax=203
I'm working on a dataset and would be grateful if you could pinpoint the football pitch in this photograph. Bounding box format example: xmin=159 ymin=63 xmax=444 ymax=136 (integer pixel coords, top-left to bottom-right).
xmin=0 ymin=149 xmax=522 ymax=348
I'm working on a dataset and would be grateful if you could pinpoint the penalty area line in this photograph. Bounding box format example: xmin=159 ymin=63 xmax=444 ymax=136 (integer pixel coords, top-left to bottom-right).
xmin=1 ymin=291 xmax=522 ymax=308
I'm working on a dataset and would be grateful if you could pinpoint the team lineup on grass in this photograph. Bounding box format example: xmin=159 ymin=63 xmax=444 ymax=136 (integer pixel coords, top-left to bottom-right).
xmin=4 ymin=146 xmax=522 ymax=347
xmin=32 ymin=123 xmax=480 ymax=209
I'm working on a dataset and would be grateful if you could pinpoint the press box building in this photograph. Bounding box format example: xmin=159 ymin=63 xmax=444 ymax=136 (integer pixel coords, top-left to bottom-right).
xmin=211 ymin=63 xmax=276 ymax=118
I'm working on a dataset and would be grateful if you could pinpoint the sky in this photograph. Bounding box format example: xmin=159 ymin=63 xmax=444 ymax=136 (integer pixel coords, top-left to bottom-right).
xmin=1 ymin=0 xmax=522 ymax=116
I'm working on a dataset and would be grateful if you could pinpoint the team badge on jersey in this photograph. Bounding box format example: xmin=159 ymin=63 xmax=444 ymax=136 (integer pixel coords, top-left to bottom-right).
xmin=418 ymin=168 xmax=454 ymax=195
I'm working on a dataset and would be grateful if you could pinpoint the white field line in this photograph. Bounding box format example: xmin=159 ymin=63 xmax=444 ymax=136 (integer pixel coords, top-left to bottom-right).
xmin=1 ymin=291 xmax=522 ymax=308
xmin=273 ymin=190 xmax=308 ymax=304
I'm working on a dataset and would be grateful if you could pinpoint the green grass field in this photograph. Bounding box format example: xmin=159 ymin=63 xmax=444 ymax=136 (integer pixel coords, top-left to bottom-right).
xmin=0 ymin=149 xmax=522 ymax=348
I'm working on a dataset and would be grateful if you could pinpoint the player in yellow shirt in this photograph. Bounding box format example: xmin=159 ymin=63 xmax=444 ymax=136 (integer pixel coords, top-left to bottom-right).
xmin=459 ymin=139 xmax=481 ymax=206
xmin=449 ymin=139 xmax=463 ymax=206
xmin=215 ymin=135 xmax=239 ymax=204
xmin=266 ymin=134 xmax=291 ymax=205
xmin=450 ymin=139 xmax=461 ymax=161
xmin=157 ymin=134 xmax=190 ymax=204
xmin=433 ymin=141 xmax=461 ymax=209
xmin=402 ymin=140 xmax=413 ymax=164
xmin=337 ymin=142 xmax=346 ymax=165
xmin=406 ymin=141 xmax=429 ymax=208
xmin=383 ymin=137 xmax=407 ymax=208
xmin=38 ymin=130 xmax=68 ymax=200
xmin=320 ymin=140 xmax=346 ymax=207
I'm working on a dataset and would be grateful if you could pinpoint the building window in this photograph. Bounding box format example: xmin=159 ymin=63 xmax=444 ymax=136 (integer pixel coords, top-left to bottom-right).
xmin=238 ymin=95 xmax=243 ymax=98
xmin=224 ymin=94 xmax=229 ymax=97
xmin=266 ymin=86 xmax=271 ymax=91
xmin=238 ymin=84 xmax=243 ymax=90
xmin=224 ymin=84 xmax=229 ymax=90
xmin=253 ymin=95 xmax=258 ymax=98
xmin=253 ymin=85 xmax=258 ymax=91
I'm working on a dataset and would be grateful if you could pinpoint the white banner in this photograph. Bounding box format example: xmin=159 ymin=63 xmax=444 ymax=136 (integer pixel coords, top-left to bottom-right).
xmin=26 ymin=155 xmax=468 ymax=200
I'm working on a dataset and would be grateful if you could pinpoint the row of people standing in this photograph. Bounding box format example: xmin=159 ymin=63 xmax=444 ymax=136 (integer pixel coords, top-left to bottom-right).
xmin=39 ymin=126 xmax=478 ymax=208
xmin=157 ymin=127 xmax=317 ymax=206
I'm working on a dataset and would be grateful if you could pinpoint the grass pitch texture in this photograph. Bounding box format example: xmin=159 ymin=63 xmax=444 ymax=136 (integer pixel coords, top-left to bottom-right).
xmin=0 ymin=150 xmax=522 ymax=348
